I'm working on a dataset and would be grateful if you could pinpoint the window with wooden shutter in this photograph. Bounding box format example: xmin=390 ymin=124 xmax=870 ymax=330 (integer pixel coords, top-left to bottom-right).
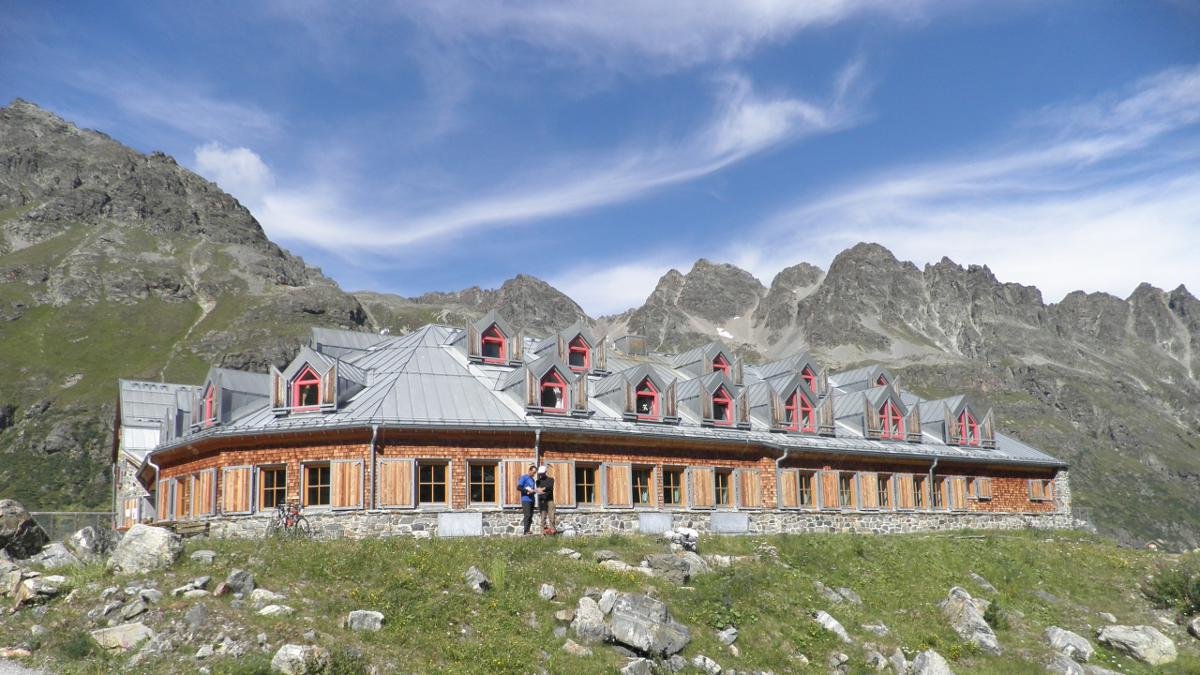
xmin=502 ymin=459 xmax=534 ymax=507
xmin=378 ymin=459 xmax=415 ymax=509
xmin=860 ymin=472 xmax=878 ymax=510
xmin=222 ymin=466 xmax=253 ymax=514
xmin=332 ymin=460 xmax=363 ymax=510
xmin=175 ymin=477 xmax=191 ymax=521
xmin=157 ymin=480 xmax=170 ymax=522
xmin=604 ymin=464 xmax=633 ymax=508
xmin=688 ymin=467 xmax=715 ymax=509
xmin=876 ymin=474 xmax=893 ymax=510
xmin=1029 ymin=478 xmax=1052 ymax=501
xmin=978 ymin=477 xmax=993 ymax=500
xmin=546 ymin=461 xmax=575 ymax=508
xmin=737 ymin=469 xmax=762 ymax=509
xmin=951 ymin=477 xmax=968 ymax=511
xmin=778 ymin=469 xmax=799 ymax=509
xmin=193 ymin=469 xmax=216 ymax=517
xmin=820 ymin=470 xmax=840 ymax=510
xmin=912 ymin=475 xmax=929 ymax=510
xmin=897 ymin=474 xmax=915 ymax=510
xmin=661 ymin=467 xmax=685 ymax=507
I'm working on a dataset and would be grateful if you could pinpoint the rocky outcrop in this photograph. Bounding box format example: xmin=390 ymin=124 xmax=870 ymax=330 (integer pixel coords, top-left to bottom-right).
xmin=1096 ymin=625 xmax=1177 ymax=666
xmin=608 ymin=593 xmax=691 ymax=657
xmin=939 ymin=587 xmax=1000 ymax=655
xmin=1044 ymin=626 xmax=1094 ymax=663
xmin=106 ymin=524 xmax=183 ymax=575
xmin=909 ymin=649 xmax=954 ymax=675
xmin=0 ymin=500 xmax=49 ymax=558
xmin=271 ymin=644 xmax=330 ymax=674
xmin=65 ymin=525 xmax=119 ymax=562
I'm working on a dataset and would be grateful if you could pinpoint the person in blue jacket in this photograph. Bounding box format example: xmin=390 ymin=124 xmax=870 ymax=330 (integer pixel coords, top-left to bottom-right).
xmin=518 ymin=464 xmax=539 ymax=534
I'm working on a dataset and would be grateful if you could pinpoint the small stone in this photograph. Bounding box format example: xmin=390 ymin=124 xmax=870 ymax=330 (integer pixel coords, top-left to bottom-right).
xmin=1045 ymin=626 xmax=1094 ymax=663
xmin=553 ymin=625 xmax=567 ymax=638
xmin=909 ymin=649 xmax=953 ymax=675
xmin=0 ymin=648 xmax=32 ymax=659
xmin=465 ymin=566 xmax=490 ymax=593
xmin=598 ymin=588 xmax=619 ymax=614
xmin=346 ymin=610 xmax=384 ymax=632
xmin=888 ymin=646 xmax=907 ymax=673
xmin=183 ymin=589 xmax=211 ymax=599
xmin=865 ymin=648 xmax=888 ymax=671
xmin=1046 ymin=653 xmax=1086 ymax=675
xmin=186 ymin=603 xmax=210 ymax=631
xmin=140 ymin=588 xmax=163 ymax=604
xmin=593 ymin=549 xmax=621 ymax=562
xmin=213 ymin=582 xmax=232 ymax=597
xmin=257 ymin=633 xmax=268 ymax=646
xmin=1033 ymin=589 xmax=1061 ymax=604
xmin=1098 ymin=612 xmax=1117 ymax=624
xmin=258 ymin=604 xmax=294 ymax=617
xmin=91 ymin=622 xmax=156 ymax=652
xmin=969 ymin=572 xmax=998 ymax=594
xmin=196 ymin=644 xmax=215 ymax=659
xmin=31 ymin=624 xmax=49 ymax=638
xmin=861 ymin=622 xmax=890 ymax=637
xmin=191 ymin=550 xmax=217 ymax=565
xmin=717 ymin=626 xmax=739 ymax=645
xmin=270 ymin=644 xmax=330 ymax=674
xmin=554 ymin=609 xmax=576 ymax=623
xmin=556 ymin=548 xmax=582 ymax=560
xmin=814 ymin=580 xmax=843 ymax=604
xmin=121 ymin=600 xmax=148 ymax=620
xmin=665 ymin=655 xmax=687 ymax=672
xmin=225 ymin=569 xmax=255 ymax=595
xmin=621 ymin=658 xmax=655 ymax=675
xmin=561 ymin=639 xmax=592 ymax=656
xmin=811 ymin=610 xmax=852 ymax=643
xmin=570 ymin=597 xmax=610 ymax=644
xmin=250 ymin=588 xmax=287 ymax=609
xmin=1096 ymin=625 xmax=1177 ymax=666
xmin=691 ymin=655 xmax=722 ymax=674
xmin=1188 ymin=616 xmax=1200 ymax=639
xmin=826 ymin=651 xmax=850 ymax=668
xmin=539 ymin=583 xmax=556 ymax=601
xmin=836 ymin=587 xmax=862 ymax=604
xmin=727 ymin=644 xmax=739 ymax=657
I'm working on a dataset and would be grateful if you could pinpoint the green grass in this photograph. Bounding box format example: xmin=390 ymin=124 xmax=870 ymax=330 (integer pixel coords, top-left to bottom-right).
xmin=2 ymin=531 xmax=1197 ymax=674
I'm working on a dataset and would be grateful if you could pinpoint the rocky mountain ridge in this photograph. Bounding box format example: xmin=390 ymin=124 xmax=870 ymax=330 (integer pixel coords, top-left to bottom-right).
xmin=1 ymin=99 xmax=1197 ymax=550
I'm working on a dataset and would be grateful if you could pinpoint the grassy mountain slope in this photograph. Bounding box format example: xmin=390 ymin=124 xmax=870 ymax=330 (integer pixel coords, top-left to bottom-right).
xmin=3 ymin=531 xmax=1198 ymax=673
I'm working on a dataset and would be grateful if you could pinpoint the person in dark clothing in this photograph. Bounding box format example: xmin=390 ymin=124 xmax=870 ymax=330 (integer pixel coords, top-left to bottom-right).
xmin=518 ymin=464 xmax=538 ymax=535
xmin=536 ymin=465 xmax=556 ymax=534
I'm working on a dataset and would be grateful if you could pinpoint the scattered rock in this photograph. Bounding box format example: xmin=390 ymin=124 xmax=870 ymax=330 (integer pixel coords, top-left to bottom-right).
xmin=65 ymin=525 xmax=118 ymax=562
xmin=12 ymin=575 xmax=62 ymax=607
xmin=225 ymin=569 xmax=256 ymax=595
xmin=692 ymin=654 xmax=722 ymax=674
xmin=271 ymin=644 xmax=331 ymax=674
xmin=554 ymin=608 xmax=575 ymax=623
xmin=185 ymin=603 xmax=210 ymax=630
xmin=191 ymin=550 xmax=217 ymax=565
xmin=599 ymin=588 xmax=619 ymax=614
xmin=140 ymin=588 xmax=163 ymax=604
xmin=1034 ymin=589 xmax=1061 ymax=605
xmin=465 ymin=566 xmax=490 ymax=594
xmin=30 ymin=624 xmax=48 ymax=638
xmin=600 ymin=559 xmax=655 ymax=576
xmin=610 ymin=592 xmax=691 ymax=657
xmin=1044 ymin=626 xmax=1094 ymax=663
xmin=258 ymin=604 xmax=295 ymax=617
xmin=1046 ymin=653 xmax=1086 ymax=675
xmin=1188 ymin=616 xmax=1200 ymax=639
xmin=183 ymin=589 xmax=210 ymax=599
xmin=346 ymin=610 xmax=384 ymax=632
xmin=836 ymin=587 xmax=862 ymax=604
xmin=553 ymin=625 xmax=567 ymax=638
xmin=665 ymin=654 xmax=687 ymax=672
xmin=0 ymin=499 xmax=50 ymax=558
xmin=120 ymin=599 xmax=148 ymax=620
xmin=969 ymin=572 xmax=998 ymax=594
xmin=814 ymin=580 xmax=844 ymax=604
xmin=621 ymin=658 xmax=655 ymax=675
xmin=1096 ymin=625 xmax=1176 ymax=666
xmin=643 ymin=554 xmax=693 ymax=584
xmin=250 ymin=588 xmax=287 ymax=609
xmin=31 ymin=542 xmax=80 ymax=569
xmin=716 ymin=626 xmax=738 ymax=645
xmin=593 ymin=549 xmax=621 ymax=562
xmin=561 ymin=639 xmax=592 ymax=657
xmin=864 ymin=648 xmax=888 ymax=671
xmin=570 ymin=597 xmax=610 ymax=644
xmin=811 ymin=610 xmax=852 ymax=643
xmin=663 ymin=527 xmax=699 ymax=552
xmin=939 ymin=586 xmax=1001 ymax=655
xmin=861 ymin=622 xmax=890 ymax=637
xmin=196 ymin=644 xmax=215 ymax=659
xmin=107 ymin=524 xmax=183 ymax=575
xmin=827 ymin=651 xmax=849 ymax=670
xmin=556 ymin=547 xmax=582 ymax=560
xmin=909 ymin=649 xmax=954 ymax=675
xmin=1098 ymin=612 xmax=1117 ymax=624
xmin=539 ymin=583 xmax=556 ymax=601
xmin=91 ymin=622 xmax=156 ymax=652
xmin=888 ymin=646 xmax=907 ymax=673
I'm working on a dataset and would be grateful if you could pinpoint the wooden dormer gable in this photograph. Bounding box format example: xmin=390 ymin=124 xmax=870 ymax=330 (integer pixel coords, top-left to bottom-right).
xmin=672 ymin=341 xmax=742 ymax=384
xmin=508 ymin=355 xmax=591 ymax=418
xmin=552 ymin=319 xmax=608 ymax=374
xmin=943 ymin=398 xmax=995 ymax=448
xmin=758 ymin=352 xmax=823 ymax=398
xmin=271 ymin=346 xmax=342 ymax=415
xmin=611 ymin=364 xmax=678 ymax=423
xmin=760 ymin=373 xmax=820 ymax=434
xmin=465 ymin=311 xmax=523 ymax=365
xmin=863 ymin=383 xmax=908 ymax=440
xmin=691 ymin=371 xmax=749 ymax=430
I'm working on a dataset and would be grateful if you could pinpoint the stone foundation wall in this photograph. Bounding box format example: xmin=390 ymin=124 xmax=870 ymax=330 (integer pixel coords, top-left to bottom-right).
xmin=205 ymin=506 xmax=1076 ymax=540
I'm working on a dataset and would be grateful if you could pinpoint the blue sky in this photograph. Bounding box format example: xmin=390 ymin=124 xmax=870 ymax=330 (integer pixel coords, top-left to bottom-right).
xmin=2 ymin=2 xmax=1199 ymax=315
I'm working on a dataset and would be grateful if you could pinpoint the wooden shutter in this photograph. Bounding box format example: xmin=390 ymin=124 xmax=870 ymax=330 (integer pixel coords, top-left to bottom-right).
xmin=222 ymin=466 xmax=252 ymax=514
xmin=378 ymin=459 xmax=415 ymax=508
xmin=898 ymin=474 xmax=914 ymax=510
xmin=174 ymin=477 xmax=189 ymax=520
xmin=603 ymin=463 xmax=632 ymax=508
xmin=737 ymin=469 xmax=762 ymax=509
xmin=332 ymin=460 xmax=363 ymax=510
xmin=945 ymin=404 xmax=960 ymax=443
xmin=906 ymin=405 xmax=922 ymax=442
xmin=573 ymin=372 xmax=588 ymax=412
xmin=864 ymin=397 xmax=881 ymax=439
xmin=778 ymin=469 xmax=799 ymax=509
xmin=270 ymin=366 xmax=286 ymax=410
xmin=524 ymin=368 xmax=538 ymax=407
xmin=157 ymin=480 xmax=170 ymax=522
xmin=546 ymin=461 xmax=575 ymax=508
xmin=665 ymin=379 xmax=678 ymax=418
xmin=467 ymin=322 xmax=481 ymax=358
xmin=981 ymin=409 xmax=996 ymax=448
xmin=321 ymin=365 xmax=337 ymax=406
xmin=502 ymin=459 xmax=532 ymax=507
xmin=735 ymin=387 xmax=750 ymax=426
xmin=624 ymin=376 xmax=636 ymax=415
xmin=1028 ymin=479 xmax=1044 ymax=500
xmin=976 ymin=476 xmax=992 ymax=500
xmin=511 ymin=331 xmax=524 ymax=362
xmin=556 ymin=334 xmax=567 ymax=361
xmin=820 ymin=470 xmax=839 ymax=510
xmin=951 ymin=477 xmax=967 ymax=511
xmin=193 ymin=469 xmax=216 ymax=517
xmin=688 ymin=467 xmax=715 ymax=509
xmin=818 ymin=394 xmax=835 ymax=435
xmin=860 ymin=472 xmax=878 ymax=509
xmin=595 ymin=336 xmax=607 ymax=371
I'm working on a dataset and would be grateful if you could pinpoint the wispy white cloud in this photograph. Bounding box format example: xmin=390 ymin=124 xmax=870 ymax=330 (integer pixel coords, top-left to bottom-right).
xmin=193 ymin=142 xmax=275 ymax=206
xmin=733 ymin=63 xmax=1200 ymax=302
xmin=547 ymin=255 xmax=691 ymax=317
xmin=218 ymin=66 xmax=866 ymax=253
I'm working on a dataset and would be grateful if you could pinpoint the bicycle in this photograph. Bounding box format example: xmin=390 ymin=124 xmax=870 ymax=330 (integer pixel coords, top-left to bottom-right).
xmin=265 ymin=500 xmax=312 ymax=539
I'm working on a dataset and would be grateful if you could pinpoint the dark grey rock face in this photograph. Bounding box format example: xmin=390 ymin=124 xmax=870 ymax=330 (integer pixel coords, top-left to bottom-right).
xmin=0 ymin=499 xmax=49 ymax=558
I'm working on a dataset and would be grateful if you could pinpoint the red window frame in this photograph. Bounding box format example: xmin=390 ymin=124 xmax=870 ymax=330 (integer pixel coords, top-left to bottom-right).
xmin=712 ymin=353 xmax=731 ymax=377
xmin=540 ymin=369 xmax=567 ymax=414
xmin=876 ymin=374 xmax=888 ymax=386
xmin=783 ymin=391 xmax=815 ymax=432
xmin=879 ymin=400 xmax=905 ymax=439
xmin=567 ymin=336 xmax=590 ymax=372
xmin=958 ymin=410 xmax=980 ymax=446
xmin=635 ymin=377 xmax=660 ymax=420
xmin=711 ymin=386 xmax=733 ymax=426
xmin=202 ymin=385 xmax=215 ymax=427
xmin=801 ymin=366 xmax=817 ymax=394
xmin=481 ymin=324 xmax=507 ymax=364
xmin=291 ymin=366 xmax=321 ymax=410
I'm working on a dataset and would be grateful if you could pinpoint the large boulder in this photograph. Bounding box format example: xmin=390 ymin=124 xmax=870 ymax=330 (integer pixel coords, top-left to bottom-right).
xmin=346 ymin=610 xmax=384 ymax=632
xmin=1189 ymin=616 xmax=1200 ymax=640
xmin=107 ymin=524 xmax=182 ymax=574
xmin=570 ymin=596 xmax=610 ymax=644
xmin=609 ymin=593 xmax=691 ymax=657
xmin=939 ymin=587 xmax=1001 ymax=655
xmin=909 ymin=649 xmax=954 ymax=675
xmin=91 ymin=622 xmax=156 ymax=652
xmin=271 ymin=644 xmax=331 ymax=674
xmin=1044 ymin=626 xmax=1094 ymax=663
xmin=1096 ymin=625 xmax=1176 ymax=666
xmin=31 ymin=542 xmax=80 ymax=569
xmin=225 ymin=568 xmax=256 ymax=595
xmin=0 ymin=499 xmax=49 ymax=558
xmin=643 ymin=554 xmax=692 ymax=584
xmin=65 ymin=525 xmax=119 ymax=562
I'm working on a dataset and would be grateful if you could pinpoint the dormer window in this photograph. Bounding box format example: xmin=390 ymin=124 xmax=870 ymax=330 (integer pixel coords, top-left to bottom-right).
xmin=802 ymin=367 xmax=817 ymax=394
xmin=202 ymin=385 xmax=216 ymax=427
xmin=568 ymin=336 xmax=590 ymax=372
xmin=291 ymin=366 xmax=321 ymax=410
xmin=876 ymin=374 xmax=888 ymax=386
xmin=481 ymin=325 xmax=507 ymax=364
xmin=784 ymin=390 xmax=816 ymax=433
xmin=879 ymin=401 xmax=905 ymax=439
xmin=958 ymin=410 xmax=980 ymax=446
xmin=635 ymin=378 xmax=659 ymax=419
xmin=540 ymin=370 xmax=567 ymax=413
xmin=711 ymin=386 xmax=733 ymax=426
xmin=712 ymin=354 xmax=731 ymax=377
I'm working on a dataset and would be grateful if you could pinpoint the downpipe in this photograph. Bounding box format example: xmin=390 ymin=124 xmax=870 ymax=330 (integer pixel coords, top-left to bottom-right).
xmin=368 ymin=424 xmax=379 ymax=511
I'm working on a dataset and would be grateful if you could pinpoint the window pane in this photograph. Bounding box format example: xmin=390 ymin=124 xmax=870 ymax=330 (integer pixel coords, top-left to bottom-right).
xmin=632 ymin=469 xmax=652 ymax=505
xmin=575 ymin=467 xmax=596 ymax=504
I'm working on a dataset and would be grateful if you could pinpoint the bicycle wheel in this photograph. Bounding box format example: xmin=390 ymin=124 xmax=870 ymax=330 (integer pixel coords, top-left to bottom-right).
xmin=293 ymin=515 xmax=312 ymax=538
xmin=266 ymin=520 xmax=281 ymax=538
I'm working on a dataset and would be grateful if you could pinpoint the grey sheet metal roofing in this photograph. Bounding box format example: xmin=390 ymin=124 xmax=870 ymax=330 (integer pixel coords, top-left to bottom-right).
xmin=119 ymin=380 xmax=197 ymax=428
xmin=143 ymin=323 xmax=1065 ymax=468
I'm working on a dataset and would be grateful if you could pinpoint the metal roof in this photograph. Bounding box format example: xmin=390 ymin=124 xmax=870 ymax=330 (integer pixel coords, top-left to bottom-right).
xmin=141 ymin=323 xmax=1066 ymax=468
xmin=118 ymin=380 xmax=196 ymax=428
